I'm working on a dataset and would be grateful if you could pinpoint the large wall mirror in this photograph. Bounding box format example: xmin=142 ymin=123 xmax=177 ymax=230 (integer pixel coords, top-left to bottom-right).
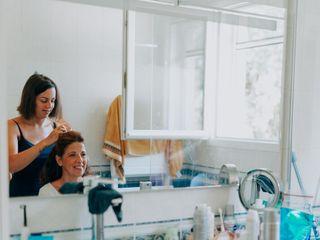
xmin=4 ymin=0 xmax=289 ymax=199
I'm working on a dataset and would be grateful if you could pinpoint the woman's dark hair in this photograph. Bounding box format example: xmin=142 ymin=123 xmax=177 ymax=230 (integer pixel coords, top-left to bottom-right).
xmin=17 ymin=73 xmax=62 ymax=120
xmin=40 ymin=131 xmax=90 ymax=186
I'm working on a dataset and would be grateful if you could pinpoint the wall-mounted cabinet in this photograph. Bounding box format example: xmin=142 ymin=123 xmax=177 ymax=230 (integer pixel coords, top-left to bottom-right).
xmin=123 ymin=0 xmax=286 ymax=141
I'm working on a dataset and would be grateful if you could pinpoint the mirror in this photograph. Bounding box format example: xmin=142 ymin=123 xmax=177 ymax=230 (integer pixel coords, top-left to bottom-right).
xmin=5 ymin=0 xmax=289 ymax=199
xmin=238 ymin=168 xmax=281 ymax=210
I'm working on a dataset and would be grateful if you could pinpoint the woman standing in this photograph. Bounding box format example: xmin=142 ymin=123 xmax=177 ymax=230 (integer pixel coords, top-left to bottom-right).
xmin=8 ymin=73 xmax=70 ymax=197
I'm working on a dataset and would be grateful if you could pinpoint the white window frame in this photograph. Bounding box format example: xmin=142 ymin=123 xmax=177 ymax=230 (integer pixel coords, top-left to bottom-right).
xmin=122 ymin=2 xmax=280 ymax=140
xmin=124 ymin=10 xmax=210 ymax=139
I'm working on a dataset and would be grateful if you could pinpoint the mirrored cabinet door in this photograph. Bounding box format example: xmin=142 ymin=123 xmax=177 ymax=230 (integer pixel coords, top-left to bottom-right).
xmin=124 ymin=10 xmax=208 ymax=139
xmin=123 ymin=1 xmax=286 ymax=140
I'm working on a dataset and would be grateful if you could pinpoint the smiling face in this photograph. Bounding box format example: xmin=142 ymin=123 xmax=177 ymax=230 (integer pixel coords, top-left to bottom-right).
xmin=35 ymin=87 xmax=56 ymax=119
xmin=56 ymin=142 xmax=88 ymax=181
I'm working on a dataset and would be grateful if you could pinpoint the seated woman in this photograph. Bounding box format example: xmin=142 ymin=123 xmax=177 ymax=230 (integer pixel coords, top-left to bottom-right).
xmin=39 ymin=131 xmax=90 ymax=197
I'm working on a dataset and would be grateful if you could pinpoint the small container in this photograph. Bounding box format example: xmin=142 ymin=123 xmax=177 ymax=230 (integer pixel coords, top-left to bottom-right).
xmin=139 ymin=181 xmax=152 ymax=190
xmin=164 ymin=227 xmax=179 ymax=240
xmin=193 ymin=204 xmax=214 ymax=240
xmin=20 ymin=226 xmax=30 ymax=240
xmin=261 ymin=208 xmax=279 ymax=240
xmin=246 ymin=209 xmax=260 ymax=240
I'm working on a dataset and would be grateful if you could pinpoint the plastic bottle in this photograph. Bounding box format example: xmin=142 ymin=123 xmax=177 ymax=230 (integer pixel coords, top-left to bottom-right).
xmin=20 ymin=227 xmax=30 ymax=240
xmin=261 ymin=208 xmax=280 ymax=240
xmin=193 ymin=204 xmax=214 ymax=240
xmin=246 ymin=209 xmax=260 ymax=240
xmin=164 ymin=227 xmax=179 ymax=240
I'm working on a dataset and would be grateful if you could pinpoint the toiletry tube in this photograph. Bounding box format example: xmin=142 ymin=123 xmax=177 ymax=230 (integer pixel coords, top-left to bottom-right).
xmin=262 ymin=208 xmax=279 ymax=240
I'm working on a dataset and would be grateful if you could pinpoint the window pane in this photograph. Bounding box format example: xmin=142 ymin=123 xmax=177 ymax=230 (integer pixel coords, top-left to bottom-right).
xmin=216 ymin=22 xmax=283 ymax=141
xmin=128 ymin=11 xmax=206 ymax=133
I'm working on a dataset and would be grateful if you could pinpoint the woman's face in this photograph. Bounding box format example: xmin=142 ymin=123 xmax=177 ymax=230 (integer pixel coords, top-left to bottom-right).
xmin=58 ymin=142 xmax=88 ymax=180
xmin=35 ymin=87 xmax=56 ymax=119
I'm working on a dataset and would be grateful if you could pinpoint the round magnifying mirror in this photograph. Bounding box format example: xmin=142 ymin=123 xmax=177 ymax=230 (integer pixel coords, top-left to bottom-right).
xmin=238 ymin=168 xmax=281 ymax=210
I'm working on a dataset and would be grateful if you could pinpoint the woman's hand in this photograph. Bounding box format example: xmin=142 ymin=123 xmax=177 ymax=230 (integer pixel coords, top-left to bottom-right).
xmin=56 ymin=119 xmax=72 ymax=131
xmin=43 ymin=118 xmax=72 ymax=147
xmin=42 ymin=124 xmax=70 ymax=148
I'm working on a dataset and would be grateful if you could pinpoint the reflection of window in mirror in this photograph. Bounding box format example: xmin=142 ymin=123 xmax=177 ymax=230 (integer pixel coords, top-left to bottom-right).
xmin=124 ymin=5 xmax=286 ymax=143
xmin=123 ymin=3 xmax=287 ymax=178
xmin=124 ymin=11 xmax=208 ymax=139
xmin=214 ymin=5 xmax=285 ymax=143
xmin=203 ymin=4 xmax=286 ymax=175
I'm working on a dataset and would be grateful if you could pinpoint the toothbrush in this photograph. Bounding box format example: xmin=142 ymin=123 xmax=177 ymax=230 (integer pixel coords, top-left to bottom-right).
xmin=218 ymin=208 xmax=229 ymax=240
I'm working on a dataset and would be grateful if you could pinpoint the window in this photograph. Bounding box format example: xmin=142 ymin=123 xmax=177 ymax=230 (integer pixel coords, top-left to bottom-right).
xmin=124 ymin=10 xmax=208 ymax=139
xmin=123 ymin=3 xmax=286 ymax=142
xmin=211 ymin=5 xmax=285 ymax=143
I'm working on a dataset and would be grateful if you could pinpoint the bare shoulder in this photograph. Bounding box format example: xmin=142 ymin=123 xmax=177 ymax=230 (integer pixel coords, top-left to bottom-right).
xmin=7 ymin=116 xmax=22 ymax=136
xmin=8 ymin=117 xmax=19 ymax=129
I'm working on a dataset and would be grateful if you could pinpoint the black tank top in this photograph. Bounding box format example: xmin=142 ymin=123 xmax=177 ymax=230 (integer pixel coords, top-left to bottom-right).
xmin=9 ymin=120 xmax=55 ymax=197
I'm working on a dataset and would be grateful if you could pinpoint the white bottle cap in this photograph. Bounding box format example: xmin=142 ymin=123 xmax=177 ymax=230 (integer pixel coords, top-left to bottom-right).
xmin=20 ymin=226 xmax=30 ymax=240
xmin=252 ymin=199 xmax=265 ymax=209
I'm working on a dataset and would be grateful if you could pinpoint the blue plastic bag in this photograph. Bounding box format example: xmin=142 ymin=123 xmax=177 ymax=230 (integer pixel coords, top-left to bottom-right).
xmin=280 ymin=207 xmax=313 ymax=240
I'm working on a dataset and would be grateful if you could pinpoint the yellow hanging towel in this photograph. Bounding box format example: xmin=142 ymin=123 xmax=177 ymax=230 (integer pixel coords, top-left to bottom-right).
xmin=102 ymin=95 xmax=184 ymax=181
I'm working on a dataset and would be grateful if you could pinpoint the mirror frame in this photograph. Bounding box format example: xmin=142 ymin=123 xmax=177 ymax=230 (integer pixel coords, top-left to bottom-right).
xmin=238 ymin=168 xmax=281 ymax=210
xmin=0 ymin=0 xmax=298 ymax=238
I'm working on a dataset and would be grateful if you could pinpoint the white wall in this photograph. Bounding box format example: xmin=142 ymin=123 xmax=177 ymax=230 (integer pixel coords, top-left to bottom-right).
xmin=196 ymin=142 xmax=280 ymax=174
xmin=291 ymin=0 xmax=320 ymax=195
xmin=5 ymin=0 xmax=123 ymax=167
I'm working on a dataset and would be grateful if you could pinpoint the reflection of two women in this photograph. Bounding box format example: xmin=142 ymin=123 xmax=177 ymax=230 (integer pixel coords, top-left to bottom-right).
xmin=8 ymin=73 xmax=81 ymax=197
xmin=8 ymin=74 xmax=184 ymax=197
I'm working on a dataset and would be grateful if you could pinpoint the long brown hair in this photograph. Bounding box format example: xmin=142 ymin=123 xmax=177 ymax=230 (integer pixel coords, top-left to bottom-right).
xmin=40 ymin=131 xmax=90 ymax=186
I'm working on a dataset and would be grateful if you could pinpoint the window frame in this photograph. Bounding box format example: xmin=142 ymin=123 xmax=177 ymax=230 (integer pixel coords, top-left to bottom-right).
xmin=123 ymin=10 xmax=210 ymax=139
